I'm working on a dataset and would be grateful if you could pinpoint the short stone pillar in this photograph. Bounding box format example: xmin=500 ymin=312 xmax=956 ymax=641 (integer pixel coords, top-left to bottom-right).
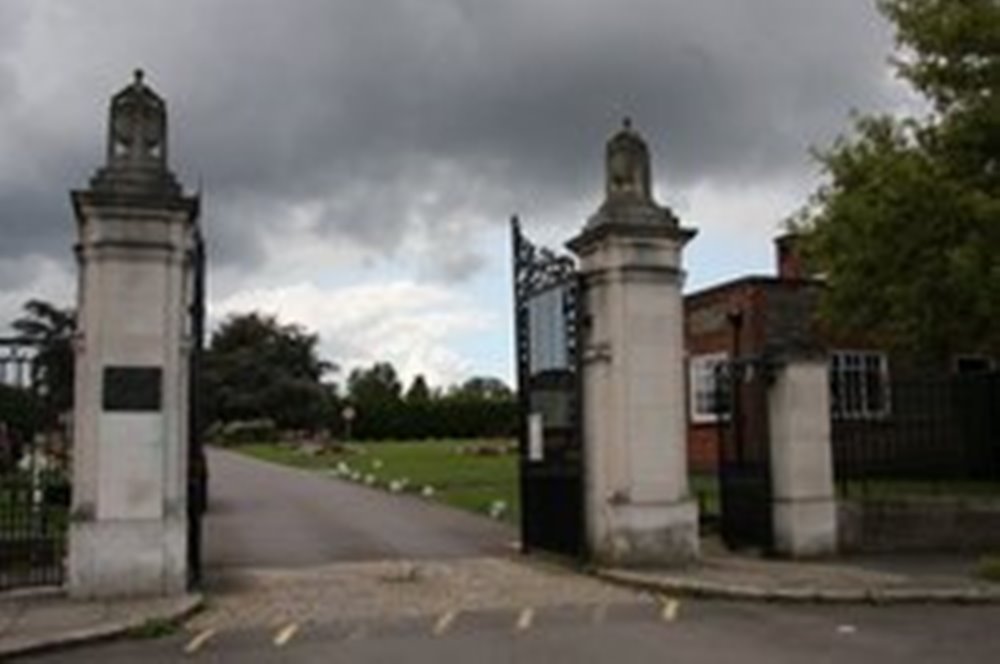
xmin=568 ymin=120 xmax=698 ymax=566
xmin=68 ymin=71 xmax=200 ymax=597
xmin=767 ymin=353 xmax=838 ymax=557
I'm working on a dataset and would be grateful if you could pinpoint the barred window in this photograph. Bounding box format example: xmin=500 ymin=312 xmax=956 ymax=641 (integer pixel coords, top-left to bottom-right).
xmin=689 ymin=353 xmax=730 ymax=423
xmin=830 ymin=351 xmax=889 ymax=419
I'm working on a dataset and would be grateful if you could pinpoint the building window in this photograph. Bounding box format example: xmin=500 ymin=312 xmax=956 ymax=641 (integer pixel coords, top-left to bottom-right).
xmin=689 ymin=353 xmax=730 ymax=423
xmin=830 ymin=351 xmax=889 ymax=419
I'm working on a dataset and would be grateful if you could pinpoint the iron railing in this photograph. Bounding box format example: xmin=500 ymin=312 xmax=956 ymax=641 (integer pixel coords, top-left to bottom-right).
xmin=832 ymin=371 xmax=1000 ymax=496
xmin=0 ymin=337 xmax=70 ymax=591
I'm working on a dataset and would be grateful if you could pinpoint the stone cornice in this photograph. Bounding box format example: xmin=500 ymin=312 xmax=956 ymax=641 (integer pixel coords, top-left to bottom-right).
xmin=567 ymin=220 xmax=697 ymax=255
xmin=71 ymin=189 xmax=200 ymax=223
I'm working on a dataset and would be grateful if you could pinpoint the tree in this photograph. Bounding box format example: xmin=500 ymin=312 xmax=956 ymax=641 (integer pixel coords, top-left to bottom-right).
xmin=404 ymin=374 xmax=431 ymax=404
xmin=12 ymin=299 xmax=76 ymax=415
xmin=449 ymin=376 xmax=514 ymax=401
xmin=347 ymin=362 xmax=402 ymax=407
xmin=793 ymin=0 xmax=1000 ymax=362
xmin=203 ymin=312 xmax=334 ymax=431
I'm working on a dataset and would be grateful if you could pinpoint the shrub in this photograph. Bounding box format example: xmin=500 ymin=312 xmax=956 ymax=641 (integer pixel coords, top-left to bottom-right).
xmin=212 ymin=418 xmax=278 ymax=445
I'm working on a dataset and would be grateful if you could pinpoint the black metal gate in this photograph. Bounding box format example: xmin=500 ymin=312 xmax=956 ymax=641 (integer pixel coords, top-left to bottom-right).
xmin=187 ymin=231 xmax=208 ymax=588
xmin=0 ymin=338 xmax=71 ymax=590
xmin=511 ymin=217 xmax=585 ymax=559
xmin=716 ymin=357 xmax=773 ymax=551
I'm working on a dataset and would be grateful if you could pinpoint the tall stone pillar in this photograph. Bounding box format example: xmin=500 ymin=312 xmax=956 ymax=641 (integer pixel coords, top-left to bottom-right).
xmin=767 ymin=353 xmax=838 ymax=557
xmin=68 ymin=71 xmax=200 ymax=597
xmin=568 ymin=120 xmax=698 ymax=566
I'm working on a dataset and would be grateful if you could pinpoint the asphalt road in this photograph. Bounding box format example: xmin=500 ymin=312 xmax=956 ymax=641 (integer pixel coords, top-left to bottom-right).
xmin=201 ymin=447 xmax=515 ymax=570
xmin=22 ymin=599 xmax=1000 ymax=663
xmin=15 ymin=447 xmax=1000 ymax=662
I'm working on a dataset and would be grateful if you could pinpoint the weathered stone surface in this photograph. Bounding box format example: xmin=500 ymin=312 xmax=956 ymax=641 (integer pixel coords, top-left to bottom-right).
xmin=68 ymin=72 xmax=198 ymax=598
xmin=569 ymin=121 xmax=698 ymax=567
xmin=767 ymin=358 xmax=838 ymax=558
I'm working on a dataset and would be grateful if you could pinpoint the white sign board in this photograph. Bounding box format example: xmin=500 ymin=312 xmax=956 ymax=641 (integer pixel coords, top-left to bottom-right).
xmin=528 ymin=413 xmax=544 ymax=462
xmin=527 ymin=286 xmax=569 ymax=374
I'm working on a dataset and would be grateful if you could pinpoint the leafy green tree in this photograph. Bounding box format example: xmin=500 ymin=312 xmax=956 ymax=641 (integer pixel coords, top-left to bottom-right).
xmin=347 ymin=362 xmax=403 ymax=407
xmin=793 ymin=0 xmax=1000 ymax=362
xmin=204 ymin=312 xmax=334 ymax=431
xmin=12 ymin=299 xmax=76 ymax=415
xmin=404 ymin=374 xmax=431 ymax=404
xmin=449 ymin=376 xmax=514 ymax=401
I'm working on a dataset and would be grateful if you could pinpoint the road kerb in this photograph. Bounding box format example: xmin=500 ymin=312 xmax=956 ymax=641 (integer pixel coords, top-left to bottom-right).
xmin=0 ymin=593 xmax=204 ymax=660
xmin=594 ymin=569 xmax=1000 ymax=605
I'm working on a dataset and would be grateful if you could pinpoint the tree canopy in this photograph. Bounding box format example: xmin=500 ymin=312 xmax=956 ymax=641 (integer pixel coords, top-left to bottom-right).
xmin=793 ymin=0 xmax=1000 ymax=362
xmin=340 ymin=364 xmax=516 ymax=441
xmin=346 ymin=362 xmax=402 ymax=407
xmin=11 ymin=299 xmax=76 ymax=415
xmin=203 ymin=312 xmax=335 ymax=430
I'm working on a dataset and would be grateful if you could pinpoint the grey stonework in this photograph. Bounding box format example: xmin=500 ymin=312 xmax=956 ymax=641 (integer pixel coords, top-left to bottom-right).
xmin=571 ymin=120 xmax=699 ymax=567
xmin=68 ymin=71 xmax=199 ymax=598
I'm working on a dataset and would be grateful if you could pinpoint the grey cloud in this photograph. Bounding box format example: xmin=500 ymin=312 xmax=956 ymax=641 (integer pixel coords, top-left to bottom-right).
xmin=0 ymin=0 xmax=902 ymax=286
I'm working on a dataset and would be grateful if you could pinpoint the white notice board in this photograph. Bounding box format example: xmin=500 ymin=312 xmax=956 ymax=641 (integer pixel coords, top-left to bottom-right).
xmin=528 ymin=413 xmax=544 ymax=462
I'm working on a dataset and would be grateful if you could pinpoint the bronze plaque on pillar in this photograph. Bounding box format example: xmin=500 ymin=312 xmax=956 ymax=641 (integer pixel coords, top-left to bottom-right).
xmin=102 ymin=366 xmax=162 ymax=411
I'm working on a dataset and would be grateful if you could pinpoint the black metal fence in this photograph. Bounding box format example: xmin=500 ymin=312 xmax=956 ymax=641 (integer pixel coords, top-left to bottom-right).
xmin=715 ymin=358 xmax=774 ymax=551
xmin=511 ymin=216 xmax=586 ymax=560
xmin=832 ymin=371 xmax=1000 ymax=495
xmin=0 ymin=338 xmax=70 ymax=591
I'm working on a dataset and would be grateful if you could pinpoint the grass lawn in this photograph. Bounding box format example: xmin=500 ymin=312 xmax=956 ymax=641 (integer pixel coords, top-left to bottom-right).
xmin=840 ymin=479 xmax=1000 ymax=500
xmin=233 ymin=440 xmax=520 ymax=523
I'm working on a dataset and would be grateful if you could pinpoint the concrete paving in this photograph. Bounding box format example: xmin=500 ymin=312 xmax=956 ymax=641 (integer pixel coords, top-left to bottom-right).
xmin=598 ymin=539 xmax=1000 ymax=603
xmin=18 ymin=596 xmax=1000 ymax=663
xmin=202 ymin=447 xmax=515 ymax=569
xmin=4 ymin=447 xmax=999 ymax=660
xmin=0 ymin=589 xmax=200 ymax=659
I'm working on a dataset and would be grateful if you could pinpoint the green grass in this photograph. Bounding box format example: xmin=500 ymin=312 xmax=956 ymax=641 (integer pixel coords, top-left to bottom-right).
xmin=977 ymin=556 xmax=1000 ymax=584
xmin=841 ymin=479 xmax=1000 ymax=500
xmin=691 ymin=473 xmax=720 ymax=517
xmin=235 ymin=440 xmax=520 ymax=522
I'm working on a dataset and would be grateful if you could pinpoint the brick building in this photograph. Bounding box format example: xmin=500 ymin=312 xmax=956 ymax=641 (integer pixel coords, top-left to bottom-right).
xmin=684 ymin=234 xmax=884 ymax=473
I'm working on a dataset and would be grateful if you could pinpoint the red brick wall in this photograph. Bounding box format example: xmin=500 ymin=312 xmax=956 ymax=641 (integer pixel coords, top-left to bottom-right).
xmin=684 ymin=280 xmax=769 ymax=474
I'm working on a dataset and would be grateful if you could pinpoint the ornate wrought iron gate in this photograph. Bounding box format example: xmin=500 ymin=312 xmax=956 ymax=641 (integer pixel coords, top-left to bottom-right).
xmin=716 ymin=357 xmax=773 ymax=551
xmin=0 ymin=338 xmax=70 ymax=590
xmin=511 ymin=217 xmax=585 ymax=559
xmin=187 ymin=231 xmax=207 ymax=588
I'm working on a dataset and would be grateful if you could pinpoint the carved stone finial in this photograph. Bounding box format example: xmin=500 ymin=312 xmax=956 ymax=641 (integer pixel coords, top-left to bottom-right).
xmin=577 ymin=118 xmax=686 ymax=232
xmin=85 ymin=71 xmax=183 ymax=199
xmin=605 ymin=117 xmax=652 ymax=204
xmin=106 ymin=71 xmax=167 ymax=171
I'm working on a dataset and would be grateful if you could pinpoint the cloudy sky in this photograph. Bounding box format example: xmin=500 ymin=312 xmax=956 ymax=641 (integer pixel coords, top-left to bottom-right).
xmin=0 ymin=0 xmax=918 ymax=388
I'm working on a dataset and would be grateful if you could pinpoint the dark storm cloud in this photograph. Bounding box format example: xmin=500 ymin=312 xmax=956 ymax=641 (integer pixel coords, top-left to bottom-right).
xmin=0 ymin=0 xmax=903 ymax=284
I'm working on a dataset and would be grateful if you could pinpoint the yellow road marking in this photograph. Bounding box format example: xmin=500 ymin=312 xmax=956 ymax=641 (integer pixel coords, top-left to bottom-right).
xmin=273 ymin=623 xmax=299 ymax=647
xmin=516 ymin=607 xmax=534 ymax=632
xmin=183 ymin=628 xmax=216 ymax=655
xmin=433 ymin=610 xmax=458 ymax=636
xmin=659 ymin=595 xmax=680 ymax=622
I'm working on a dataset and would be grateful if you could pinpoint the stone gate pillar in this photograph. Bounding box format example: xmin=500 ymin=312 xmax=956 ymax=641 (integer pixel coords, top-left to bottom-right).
xmin=568 ymin=120 xmax=698 ymax=566
xmin=767 ymin=352 xmax=838 ymax=557
xmin=68 ymin=71 xmax=200 ymax=597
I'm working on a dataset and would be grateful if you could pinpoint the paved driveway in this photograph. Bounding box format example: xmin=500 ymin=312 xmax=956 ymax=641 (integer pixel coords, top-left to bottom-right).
xmin=202 ymin=447 xmax=515 ymax=571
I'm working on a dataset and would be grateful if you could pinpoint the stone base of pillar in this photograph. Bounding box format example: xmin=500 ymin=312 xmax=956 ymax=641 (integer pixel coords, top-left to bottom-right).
xmin=67 ymin=517 xmax=188 ymax=599
xmin=773 ymin=498 xmax=838 ymax=558
xmin=592 ymin=499 xmax=699 ymax=567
